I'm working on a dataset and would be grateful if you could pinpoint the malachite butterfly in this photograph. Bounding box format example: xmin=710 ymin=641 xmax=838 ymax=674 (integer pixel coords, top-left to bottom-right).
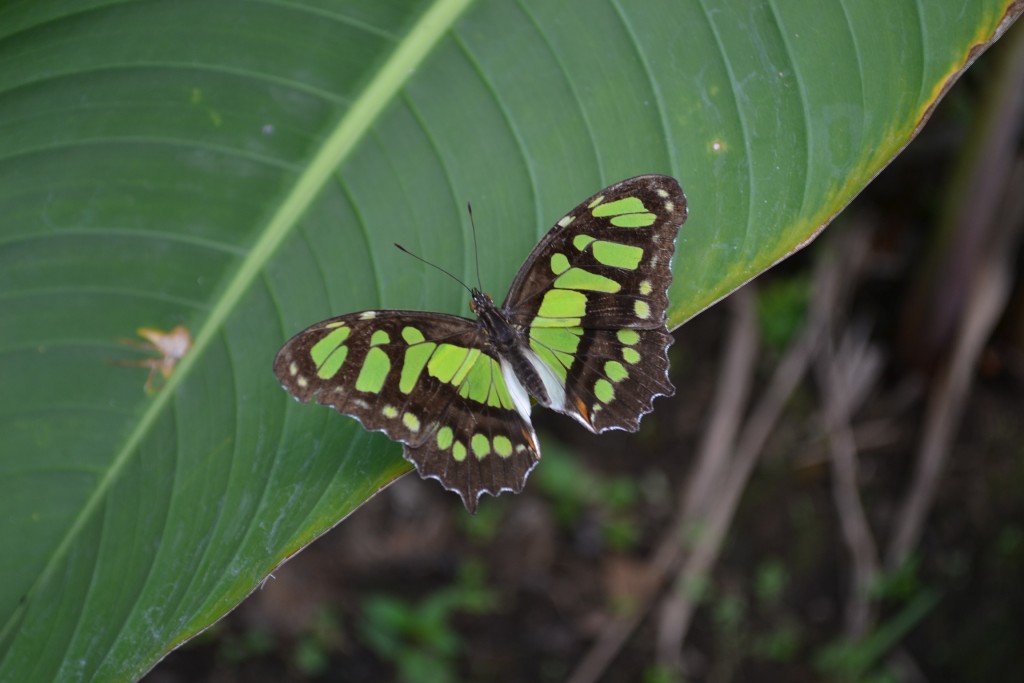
xmin=274 ymin=175 xmax=687 ymax=512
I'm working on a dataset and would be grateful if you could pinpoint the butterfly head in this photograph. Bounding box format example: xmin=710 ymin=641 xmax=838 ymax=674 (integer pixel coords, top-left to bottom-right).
xmin=469 ymin=289 xmax=494 ymax=316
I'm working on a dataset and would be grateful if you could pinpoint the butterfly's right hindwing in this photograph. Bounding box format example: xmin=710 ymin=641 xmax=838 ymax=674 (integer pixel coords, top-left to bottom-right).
xmin=273 ymin=311 xmax=539 ymax=511
xmin=503 ymin=174 xmax=686 ymax=432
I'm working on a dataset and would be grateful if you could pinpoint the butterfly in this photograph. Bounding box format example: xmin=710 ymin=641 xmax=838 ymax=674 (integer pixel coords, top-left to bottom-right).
xmin=274 ymin=175 xmax=687 ymax=512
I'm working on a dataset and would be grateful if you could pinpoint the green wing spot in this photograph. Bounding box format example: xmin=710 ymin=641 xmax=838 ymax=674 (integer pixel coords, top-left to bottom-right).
xmin=622 ymin=347 xmax=641 ymax=364
xmin=453 ymin=348 xmax=481 ymax=385
xmin=593 ymin=241 xmax=643 ymax=270
xmin=592 ymin=196 xmax=646 ymax=216
xmin=324 ymin=321 xmax=346 ymax=329
xmin=587 ymin=195 xmax=605 ymax=209
xmin=400 ymin=340 xmax=436 ymax=394
xmin=383 ymin=405 xmax=398 ymax=419
xmin=453 ymin=440 xmax=467 ymax=462
xmin=610 ymin=212 xmax=656 ymax=228
xmin=550 ymin=253 xmax=570 ymax=274
xmin=355 ymin=347 xmax=390 ymax=393
xmin=436 ymin=426 xmax=454 ymax=449
xmin=403 ymin=412 xmax=421 ymax=432
xmin=493 ymin=435 xmax=513 ymax=458
xmin=617 ymin=329 xmax=640 ymax=345
xmin=531 ymin=326 xmax=581 ymax=355
xmin=471 ymin=434 xmax=490 ymax=459
xmin=428 ymin=344 xmax=479 ymax=384
xmin=634 ymin=300 xmax=651 ymax=319
xmin=530 ymin=326 xmax=579 ymax=381
xmin=370 ymin=330 xmax=390 ymax=346
xmin=594 ymin=379 xmax=615 ymax=403
xmin=456 ymin=356 xmax=512 ymax=410
xmin=530 ymin=341 xmax=569 ymax=382
xmin=590 ymin=196 xmax=656 ymax=228
xmin=315 ymin=344 xmax=349 ymax=379
xmin=402 ymin=326 xmax=425 ymax=344
xmin=639 ymin=280 xmax=653 ymax=295
xmin=573 ymin=234 xmax=596 ymax=251
xmin=554 ymin=268 xmax=621 ymax=293
xmin=605 ymin=360 xmax=628 ymax=382
xmin=537 ymin=289 xmax=586 ymax=320
xmin=531 ymin=328 xmax=580 ymax=378
xmin=458 ymin=355 xmax=492 ymax=404
xmin=487 ymin=359 xmax=514 ymax=409
xmin=311 ymin=326 xmax=351 ymax=375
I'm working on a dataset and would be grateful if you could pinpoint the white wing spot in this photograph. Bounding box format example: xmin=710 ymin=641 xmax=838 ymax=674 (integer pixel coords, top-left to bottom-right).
xmin=557 ymin=214 xmax=575 ymax=228
xmin=665 ymin=201 xmax=674 ymax=212
xmin=500 ymin=359 xmax=533 ymax=422
xmin=288 ymin=361 xmax=298 ymax=376
xmin=296 ymin=376 xmax=308 ymax=389
xmin=656 ymin=188 xmax=669 ymax=198
xmin=359 ymin=311 xmax=376 ymax=320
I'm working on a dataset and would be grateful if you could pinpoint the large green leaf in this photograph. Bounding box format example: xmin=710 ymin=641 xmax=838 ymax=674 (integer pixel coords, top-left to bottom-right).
xmin=0 ymin=0 xmax=1017 ymax=679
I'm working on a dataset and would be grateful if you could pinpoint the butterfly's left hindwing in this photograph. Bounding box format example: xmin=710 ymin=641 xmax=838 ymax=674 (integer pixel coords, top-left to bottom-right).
xmin=273 ymin=311 xmax=540 ymax=512
xmin=502 ymin=174 xmax=687 ymax=432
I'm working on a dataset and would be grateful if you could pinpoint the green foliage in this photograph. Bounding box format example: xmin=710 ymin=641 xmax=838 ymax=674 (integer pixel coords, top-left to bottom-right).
xmin=358 ymin=562 xmax=496 ymax=683
xmin=532 ymin=439 xmax=644 ymax=551
xmin=458 ymin=497 xmax=507 ymax=543
xmin=750 ymin=621 xmax=802 ymax=663
xmin=0 ymin=0 xmax=1015 ymax=678
xmin=218 ymin=627 xmax=275 ymax=666
xmin=814 ymin=589 xmax=941 ymax=682
xmin=292 ymin=607 xmax=344 ymax=676
xmin=756 ymin=274 xmax=812 ymax=351
xmin=644 ymin=663 xmax=688 ymax=683
xmin=870 ymin=556 xmax=923 ymax=602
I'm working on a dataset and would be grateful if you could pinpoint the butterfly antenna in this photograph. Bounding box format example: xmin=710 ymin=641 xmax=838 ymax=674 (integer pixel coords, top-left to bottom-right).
xmin=467 ymin=202 xmax=484 ymax=291
xmin=393 ymin=243 xmax=473 ymax=294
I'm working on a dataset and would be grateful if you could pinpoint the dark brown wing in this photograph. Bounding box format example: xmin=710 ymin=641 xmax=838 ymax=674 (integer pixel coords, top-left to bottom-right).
xmin=502 ymin=174 xmax=686 ymax=432
xmin=273 ymin=311 xmax=539 ymax=512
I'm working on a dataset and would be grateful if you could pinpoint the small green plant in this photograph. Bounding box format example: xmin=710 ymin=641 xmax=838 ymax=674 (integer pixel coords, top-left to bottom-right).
xmin=754 ymin=558 xmax=788 ymax=607
xmin=756 ymin=274 xmax=811 ymax=351
xmin=359 ymin=562 xmax=496 ymax=683
xmin=750 ymin=621 xmax=802 ymax=663
xmin=814 ymin=588 xmax=941 ymax=682
xmin=458 ymin=497 xmax=507 ymax=543
xmin=218 ymin=626 xmax=274 ymax=666
xmin=292 ymin=607 xmax=344 ymax=676
xmin=532 ymin=438 xmax=644 ymax=551
xmin=643 ymin=663 xmax=687 ymax=683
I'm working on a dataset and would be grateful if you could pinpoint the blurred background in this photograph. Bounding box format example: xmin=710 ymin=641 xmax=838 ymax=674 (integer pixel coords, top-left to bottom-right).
xmin=146 ymin=22 xmax=1024 ymax=683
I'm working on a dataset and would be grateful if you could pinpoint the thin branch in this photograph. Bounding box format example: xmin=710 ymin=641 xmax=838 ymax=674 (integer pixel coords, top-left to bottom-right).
xmin=888 ymin=25 xmax=1024 ymax=566
xmin=565 ymin=288 xmax=760 ymax=683
xmin=816 ymin=324 xmax=883 ymax=637
xmin=887 ymin=159 xmax=1023 ymax=567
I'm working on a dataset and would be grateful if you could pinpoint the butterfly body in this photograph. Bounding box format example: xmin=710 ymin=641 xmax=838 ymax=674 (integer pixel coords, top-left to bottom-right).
xmin=275 ymin=175 xmax=687 ymax=511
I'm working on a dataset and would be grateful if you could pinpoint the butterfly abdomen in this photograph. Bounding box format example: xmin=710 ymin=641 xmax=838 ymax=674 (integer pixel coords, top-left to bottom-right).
xmin=473 ymin=288 xmax=553 ymax=407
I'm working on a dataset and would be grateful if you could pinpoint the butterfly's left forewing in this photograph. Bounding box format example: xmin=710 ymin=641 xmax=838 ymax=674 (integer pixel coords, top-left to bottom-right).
xmin=503 ymin=174 xmax=687 ymax=432
xmin=274 ymin=311 xmax=540 ymax=511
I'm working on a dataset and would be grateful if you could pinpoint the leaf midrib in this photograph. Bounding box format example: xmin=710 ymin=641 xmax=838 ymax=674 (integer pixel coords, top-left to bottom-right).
xmin=0 ymin=0 xmax=475 ymax=648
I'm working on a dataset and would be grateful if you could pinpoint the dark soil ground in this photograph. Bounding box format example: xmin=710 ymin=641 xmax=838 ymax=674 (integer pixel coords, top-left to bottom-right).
xmin=146 ymin=35 xmax=1024 ymax=683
